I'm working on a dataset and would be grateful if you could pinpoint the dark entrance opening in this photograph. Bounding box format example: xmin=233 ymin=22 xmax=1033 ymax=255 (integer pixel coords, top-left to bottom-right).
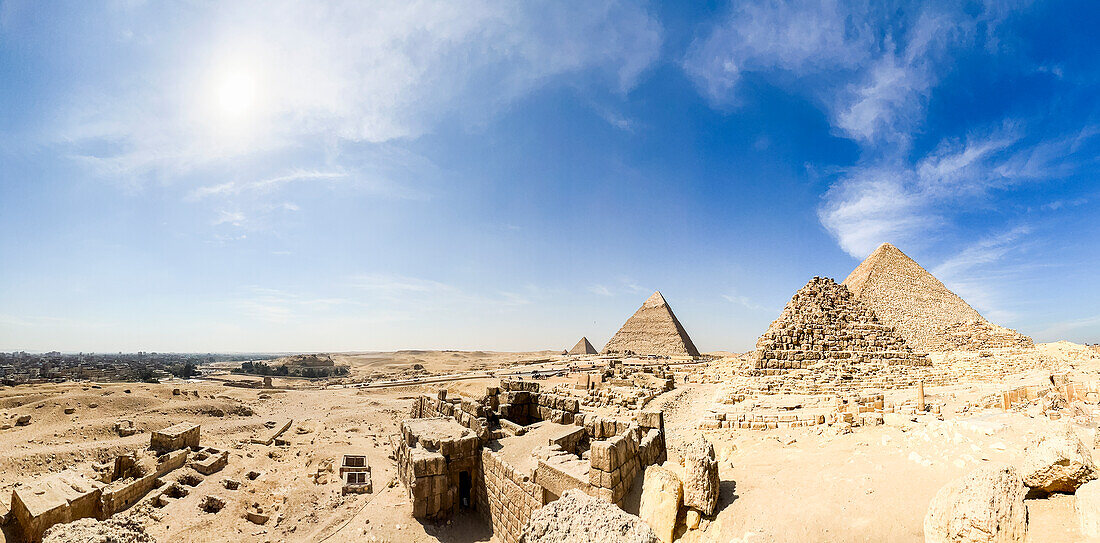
xmin=459 ymin=470 xmax=472 ymax=509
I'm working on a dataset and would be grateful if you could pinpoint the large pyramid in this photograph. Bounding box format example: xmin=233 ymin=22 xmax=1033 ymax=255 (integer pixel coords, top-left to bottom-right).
xmin=842 ymin=243 xmax=1033 ymax=352
xmin=603 ymin=291 xmax=701 ymax=358
xmin=755 ymin=277 xmax=930 ymax=371
xmin=568 ymin=337 xmax=598 ymax=355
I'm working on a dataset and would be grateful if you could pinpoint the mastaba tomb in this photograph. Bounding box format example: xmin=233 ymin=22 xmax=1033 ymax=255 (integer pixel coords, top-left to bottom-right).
xmin=842 ymin=242 xmax=1033 ymax=352
xmin=567 ymin=336 xmax=598 ymax=355
xmin=755 ymin=276 xmax=930 ymax=373
xmin=9 ymin=422 xmax=223 ymax=542
xmin=603 ymin=291 xmax=701 ymax=359
xmin=394 ymin=380 xmax=667 ymax=543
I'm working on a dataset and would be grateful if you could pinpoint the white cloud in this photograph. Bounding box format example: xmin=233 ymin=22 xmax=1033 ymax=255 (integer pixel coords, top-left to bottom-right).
xmin=212 ymin=210 xmax=246 ymax=226
xmin=818 ymin=125 xmax=1086 ymax=258
xmin=721 ymin=293 xmax=769 ymax=312
xmin=188 ymin=170 xmax=347 ymax=201
xmin=54 ymin=1 xmax=662 ymax=183
xmin=683 ymin=1 xmax=993 ymax=145
xmin=588 ymin=285 xmax=614 ymax=297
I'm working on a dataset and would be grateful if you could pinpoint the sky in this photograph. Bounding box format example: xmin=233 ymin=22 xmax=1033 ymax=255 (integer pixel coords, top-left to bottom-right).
xmin=1 ymin=0 xmax=1099 ymax=353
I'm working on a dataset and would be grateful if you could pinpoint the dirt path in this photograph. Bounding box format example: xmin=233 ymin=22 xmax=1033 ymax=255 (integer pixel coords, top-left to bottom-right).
xmin=651 ymin=382 xmax=720 ymax=458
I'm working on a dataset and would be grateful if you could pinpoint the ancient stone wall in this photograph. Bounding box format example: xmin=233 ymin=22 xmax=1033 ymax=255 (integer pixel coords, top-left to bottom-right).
xmin=100 ymin=449 xmax=187 ymax=515
xmin=480 ymin=448 xmax=543 ymax=543
xmin=395 ymin=419 xmax=481 ymax=520
xmin=411 ymin=391 xmax=491 ymax=441
xmin=588 ymin=430 xmax=641 ymax=505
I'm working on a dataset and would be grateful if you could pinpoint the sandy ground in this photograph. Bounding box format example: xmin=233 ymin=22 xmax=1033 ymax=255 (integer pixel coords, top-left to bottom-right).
xmin=1 ymin=345 xmax=1100 ymax=542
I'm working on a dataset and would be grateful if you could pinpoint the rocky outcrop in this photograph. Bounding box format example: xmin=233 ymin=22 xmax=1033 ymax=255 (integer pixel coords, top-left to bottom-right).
xmin=1021 ymin=423 xmax=1097 ymax=493
xmin=639 ymin=465 xmax=682 ymax=543
xmin=923 ymin=464 xmax=1027 ymax=543
xmin=520 ymin=489 xmax=658 ymax=543
xmin=680 ymin=437 xmax=719 ymax=516
xmin=1076 ymin=479 xmax=1100 ymax=538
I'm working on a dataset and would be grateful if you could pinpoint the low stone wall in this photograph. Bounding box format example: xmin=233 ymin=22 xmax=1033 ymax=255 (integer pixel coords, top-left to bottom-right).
xmin=480 ymin=448 xmax=543 ymax=543
xmin=411 ymin=391 xmax=491 ymax=441
xmin=101 ymin=449 xmax=187 ymax=515
xmin=588 ymin=430 xmax=640 ymax=505
xmin=150 ymin=423 xmax=199 ymax=454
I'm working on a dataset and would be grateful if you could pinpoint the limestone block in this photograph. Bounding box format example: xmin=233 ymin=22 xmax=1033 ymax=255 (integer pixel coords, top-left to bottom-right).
xmin=1076 ymin=479 xmax=1100 ymax=538
xmin=680 ymin=436 xmax=719 ymax=516
xmin=923 ymin=463 xmax=1027 ymax=543
xmin=639 ymin=465 xmax=681 ymax=543
xmin=1021 ymin=422 xmax=1097 ymax=493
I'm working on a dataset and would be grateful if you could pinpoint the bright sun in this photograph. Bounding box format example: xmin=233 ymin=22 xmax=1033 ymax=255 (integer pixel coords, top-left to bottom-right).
xmin=216 ymin=72 xmax=256 ymax=116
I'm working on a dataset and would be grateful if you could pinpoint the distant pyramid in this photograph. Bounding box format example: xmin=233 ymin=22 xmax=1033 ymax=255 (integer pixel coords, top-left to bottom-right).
xmin=603 ymin=291 xmax=701 ymax=358
xmin=842 ymin=243 xmax=1033 ymax=352
xmin=755 ymin=276 xmax=930 ymax=371
xmin=568 ymin=337 xmax=598 ymax=355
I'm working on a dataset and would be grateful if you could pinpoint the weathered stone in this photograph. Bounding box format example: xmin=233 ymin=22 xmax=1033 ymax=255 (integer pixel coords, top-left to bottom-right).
xmin=923 ymin=463 xmax=1027 ymax=543
xmin=680 ymin=436 xmax=719 ymax=516
xmin=1021 ymin=422 xmax=1097 ymax=493
xmin=1076 ymin=479 xmax=1100 ymax=538
xmin=521 ymin=489 xmax=657 ymax=543
xmin=639 ymin=465 xmax=682 ymax=543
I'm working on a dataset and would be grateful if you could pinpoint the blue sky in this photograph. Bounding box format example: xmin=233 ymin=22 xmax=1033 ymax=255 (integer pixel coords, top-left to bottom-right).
xmin=1 ymin=0 xmax=1099 ymax=353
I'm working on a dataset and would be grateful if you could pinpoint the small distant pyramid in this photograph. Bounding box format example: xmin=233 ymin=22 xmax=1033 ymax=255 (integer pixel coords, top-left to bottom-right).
xmin=755 ymin=277 xmax=929 ymax=370
xmin=603 ymin=291 xmax=701 ymax=358
xmin=568 ymin=337 xmax=598 ymax=355
xmin=842 ymin=243 xmax=1033 ymax=352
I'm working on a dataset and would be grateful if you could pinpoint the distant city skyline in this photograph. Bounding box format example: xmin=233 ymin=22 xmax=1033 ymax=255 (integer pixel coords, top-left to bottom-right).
xmin=2 ymin=1 xmax=1099 ymax=352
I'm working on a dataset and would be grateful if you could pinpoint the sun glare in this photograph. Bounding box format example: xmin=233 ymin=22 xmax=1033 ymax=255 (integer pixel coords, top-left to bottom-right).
xmin=216 ymin=72 xmax=256 ymax=116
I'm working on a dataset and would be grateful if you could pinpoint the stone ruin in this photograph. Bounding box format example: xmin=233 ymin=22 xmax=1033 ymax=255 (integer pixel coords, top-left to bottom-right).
xmin=754 ymin=276 xmax=929 ymax=375
xmin=603 ymin=291 xmax=701 ymax=359
xmin=4 ymin=422 xmax=225 ymax=542
xmin=394 ymin=379 xmax=668 ymax=543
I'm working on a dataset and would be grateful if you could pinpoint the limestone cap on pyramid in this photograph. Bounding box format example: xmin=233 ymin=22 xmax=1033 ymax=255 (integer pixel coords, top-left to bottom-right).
xmin=602 ymin=290 xmax=701 ymax=359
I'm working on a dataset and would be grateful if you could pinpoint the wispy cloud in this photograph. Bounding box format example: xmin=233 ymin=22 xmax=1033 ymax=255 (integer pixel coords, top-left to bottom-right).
xmin=188 ymin=170 xmax=347 ymax=201
xmin=818 ymin=125 xmax=1093 ymax=258
xmin=588 ymin=285 xmax=614 ymax=297
xmin=721 ymin=293 xmax=769 ymax=312
xmin=930 ymin=226 xmax=1034 ymax=322
xmin=212 ymin=210 xmax=245 ymax=226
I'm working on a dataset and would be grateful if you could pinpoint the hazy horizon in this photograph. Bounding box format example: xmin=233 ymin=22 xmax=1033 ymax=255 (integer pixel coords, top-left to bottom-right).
xmin=3 ymin=1 xmax=1100 ymax=353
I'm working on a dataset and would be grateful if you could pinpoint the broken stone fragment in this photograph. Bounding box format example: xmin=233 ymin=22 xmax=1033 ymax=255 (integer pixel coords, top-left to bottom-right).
xmin=1077 ymin=479 xmax=1100 ymax=538
xmin=923 ymin=463 xmax=1027 ymax=543
xmin=1021 ymin=422 xmax=1097 ymax=493
xmin=679 ymin=436 xmax=719 ymax=516
xmin=639 ymin=464 xmax=682 ymax=543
